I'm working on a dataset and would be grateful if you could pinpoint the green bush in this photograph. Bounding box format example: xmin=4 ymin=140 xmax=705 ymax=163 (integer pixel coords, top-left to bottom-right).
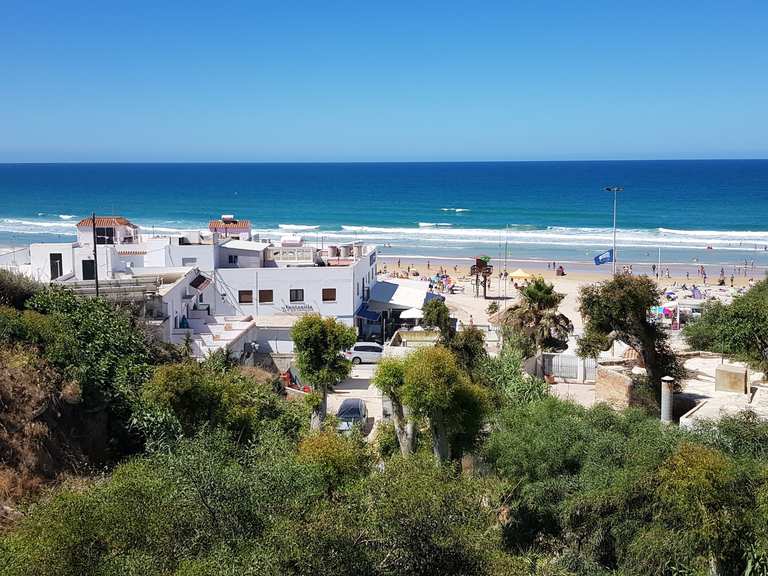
xmin=141 ymin=361 xmax=308 ymax=445
xmin=684 ymin=278 xmax=768 ymax=371
xmin=0 ymin=270 xmax=41 ymax=310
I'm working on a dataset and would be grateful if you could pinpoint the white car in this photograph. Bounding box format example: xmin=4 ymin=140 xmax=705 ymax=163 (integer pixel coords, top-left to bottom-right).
xmin=344 ymin=342 xmax=383 ymax=364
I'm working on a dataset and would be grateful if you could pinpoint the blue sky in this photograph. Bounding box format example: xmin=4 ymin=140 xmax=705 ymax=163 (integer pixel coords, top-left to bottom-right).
xmin=1 ymin=1 xmax=766 ymax=162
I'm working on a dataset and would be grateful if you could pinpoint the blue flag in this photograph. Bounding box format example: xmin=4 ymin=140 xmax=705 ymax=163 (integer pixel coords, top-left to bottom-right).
xmin=594 ymin=249 xmax=613 ymax=266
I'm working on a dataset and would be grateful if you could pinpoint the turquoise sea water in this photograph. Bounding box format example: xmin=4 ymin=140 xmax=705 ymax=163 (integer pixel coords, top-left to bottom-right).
xmin=0 ymin=160 xmax=767 ymax=267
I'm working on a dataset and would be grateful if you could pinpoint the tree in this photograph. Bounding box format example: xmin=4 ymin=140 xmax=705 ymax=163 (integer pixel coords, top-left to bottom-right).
xmin=501 ymin=277 xmax=572 ymax=353
xmin=292 ymin=314 xmax=357 ymax=430
xmin=402 ymin=347 xmax=488 ymax=461
xmin=421 ymin=299 xmax=454 ymax=344
xmin=449 ymin=326 xmax=487 ymax=378
xmin=139 ymin=361 xmax=308 ymax=447
xmin=372 ymin=357 xmax=417 ymax=455
xmin=577 ymin=275 xmax=681 ymax=389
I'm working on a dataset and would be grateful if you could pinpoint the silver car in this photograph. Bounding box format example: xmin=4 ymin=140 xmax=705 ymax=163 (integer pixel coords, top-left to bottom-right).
xmin=344 ymin=342 xmax=383 ymax=364
xmin=344 ymin=342 xmax=384 ymax=364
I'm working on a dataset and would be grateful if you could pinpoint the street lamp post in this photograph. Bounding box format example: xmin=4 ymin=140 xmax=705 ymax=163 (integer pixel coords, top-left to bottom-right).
xmin=605 ymin=186 xmax=623 ymax=275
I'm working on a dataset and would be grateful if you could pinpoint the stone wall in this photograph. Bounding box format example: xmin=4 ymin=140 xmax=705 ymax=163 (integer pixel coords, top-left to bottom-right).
xmin=595 ymin=365 xmax=635 ymax=409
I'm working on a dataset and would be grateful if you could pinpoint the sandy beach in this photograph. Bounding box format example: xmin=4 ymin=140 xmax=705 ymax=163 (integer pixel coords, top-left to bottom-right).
xmin=377 ymin=254 xmax=760 ymax=334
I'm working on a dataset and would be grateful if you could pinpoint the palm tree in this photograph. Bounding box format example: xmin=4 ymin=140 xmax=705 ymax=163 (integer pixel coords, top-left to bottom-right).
xmin=502 ymin=277 xmax=573 ymax=353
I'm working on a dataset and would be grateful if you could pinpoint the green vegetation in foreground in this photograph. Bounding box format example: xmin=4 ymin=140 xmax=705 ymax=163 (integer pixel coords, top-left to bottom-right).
xmin=1 ymin=272 xmax=768 ymax=575
xmin=684 ymin=276 xmax=768 ymax=372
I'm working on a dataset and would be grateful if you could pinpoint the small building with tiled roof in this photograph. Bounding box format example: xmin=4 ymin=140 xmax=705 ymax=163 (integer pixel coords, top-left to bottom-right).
xmin=76 ymin=215 xmax=138 ymax=245
xmin=208 ymin=214 xmax=251 ymax=240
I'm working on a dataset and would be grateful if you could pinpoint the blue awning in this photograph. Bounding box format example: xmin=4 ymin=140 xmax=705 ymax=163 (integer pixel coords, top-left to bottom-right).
xmin=356 ymin=303 xmax=381 ymax=322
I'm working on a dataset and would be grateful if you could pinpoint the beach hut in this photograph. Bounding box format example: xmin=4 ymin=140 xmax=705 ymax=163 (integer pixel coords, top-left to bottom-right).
xmin=510 ymin=268 xmax=532 ymax=281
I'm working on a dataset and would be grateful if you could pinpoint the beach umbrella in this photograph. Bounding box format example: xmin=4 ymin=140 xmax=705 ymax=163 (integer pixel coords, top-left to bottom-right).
xmin=510 ymin=268 xmax=532 ymax=280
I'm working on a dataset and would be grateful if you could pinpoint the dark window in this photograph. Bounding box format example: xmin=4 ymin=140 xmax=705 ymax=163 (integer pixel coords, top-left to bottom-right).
xmin=289 ymin=289 xmax=304 ymax=302
xmin=82 ymin=259 xmax=95 ymax=280
xmin=49 ymin=253 xmax=63 ymax=279
xmin=356 ymin=345 xmax=381 ymax=353
xmin=228 ymin=254 xmax=239 ymax=265
xmin=259 ymin=289 xmax=273 ymax=303
xmin=238 ymin=290 xmax=253 ymax=304
xmin=95 ymin=227 xmax=115 ymax=245
xmin=322 ymin=288 xmax=336 ymax=302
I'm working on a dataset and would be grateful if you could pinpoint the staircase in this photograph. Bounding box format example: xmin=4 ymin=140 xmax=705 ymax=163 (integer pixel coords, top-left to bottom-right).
xmin=187 ymin=309 xmax=254 ymax=359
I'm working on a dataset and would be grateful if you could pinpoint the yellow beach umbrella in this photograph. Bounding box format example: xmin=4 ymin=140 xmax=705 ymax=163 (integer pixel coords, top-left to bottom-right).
xmin=510 ymin=268 xmax=532 ymax=280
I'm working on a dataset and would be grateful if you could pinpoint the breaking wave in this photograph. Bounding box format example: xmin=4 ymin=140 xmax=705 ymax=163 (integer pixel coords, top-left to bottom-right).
xmin=2 ymin=216 xmax=768 ymax=254
xmin=278 ymin=224 xmax=320 ymax=231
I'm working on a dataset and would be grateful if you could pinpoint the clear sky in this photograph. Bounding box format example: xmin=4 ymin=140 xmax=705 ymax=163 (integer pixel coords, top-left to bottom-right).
xmin=2 ymin=1 xmax=767 ymax=162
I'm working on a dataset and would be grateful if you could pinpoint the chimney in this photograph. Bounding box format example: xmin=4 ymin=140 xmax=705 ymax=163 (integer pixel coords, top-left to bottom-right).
xmin=660 ymin=376 xmax=675 ymax=423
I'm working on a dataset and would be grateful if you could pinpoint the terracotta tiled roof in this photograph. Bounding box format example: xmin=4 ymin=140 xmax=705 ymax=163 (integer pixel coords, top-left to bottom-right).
xmin=76 ymin=216 xmax=137 ymax=228
xmin=116 ymin=250 xmax=147 ymax=256
xmin=208 ymin=219 xmax=251 ymax=230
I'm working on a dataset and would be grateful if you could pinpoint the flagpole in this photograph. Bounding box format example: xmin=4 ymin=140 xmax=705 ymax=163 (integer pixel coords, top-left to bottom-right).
xmin=605 ymin=187 xmax=623 ymax=275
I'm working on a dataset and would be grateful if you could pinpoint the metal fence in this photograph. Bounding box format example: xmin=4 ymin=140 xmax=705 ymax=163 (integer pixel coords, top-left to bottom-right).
xmin=540 ymin=353 xmax=597 ymax=383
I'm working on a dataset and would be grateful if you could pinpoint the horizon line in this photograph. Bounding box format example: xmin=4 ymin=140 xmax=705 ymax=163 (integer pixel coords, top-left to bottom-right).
xmin=1 ymin=157 xmax=768 ymax=166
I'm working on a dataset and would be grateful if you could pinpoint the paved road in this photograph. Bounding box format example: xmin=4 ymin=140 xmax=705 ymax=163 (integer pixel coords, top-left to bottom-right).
xmin=328 ymin=364 xmax=385 ymax=436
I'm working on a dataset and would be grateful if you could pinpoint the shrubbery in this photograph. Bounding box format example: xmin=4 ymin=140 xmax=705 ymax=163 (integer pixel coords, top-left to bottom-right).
xmin=684 ymin=277 xmax=768 ymax=371
xmin=3 ymin=271 xmax=768 ymax=575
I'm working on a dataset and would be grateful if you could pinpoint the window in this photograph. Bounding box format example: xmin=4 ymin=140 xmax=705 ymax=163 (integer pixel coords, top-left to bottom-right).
xmin=322 ymin=288 xmax=336 ymax=302
xmin=238 ymin=290 xmax=253 ymax=304
xmin=289 ymin=289 xmax=304 ymax=302
xmin=228 ymin=254 xmax=239 ymax=265
xmin=95 ymin=227 xmax=115 ymax=245
xmin=182 ymin=257 xmax=197 ymax=266
xmin=258 ymin=289 xmax=273 ymax=304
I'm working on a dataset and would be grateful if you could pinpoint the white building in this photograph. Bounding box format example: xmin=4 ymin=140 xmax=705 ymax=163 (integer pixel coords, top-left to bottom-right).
xmin=9 ymin=214 xmax=379 ymax=360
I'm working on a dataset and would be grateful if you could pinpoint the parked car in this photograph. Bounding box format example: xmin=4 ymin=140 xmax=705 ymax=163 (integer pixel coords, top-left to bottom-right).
xmin=336 ymin=398 xmax=368 ymax=433
xmin=344 ymin=342 xmax=383 ymax=364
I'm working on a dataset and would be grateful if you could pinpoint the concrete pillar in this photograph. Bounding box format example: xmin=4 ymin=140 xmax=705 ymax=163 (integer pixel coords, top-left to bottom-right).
xmin=661 ymin=376 xmax=674 ymax=423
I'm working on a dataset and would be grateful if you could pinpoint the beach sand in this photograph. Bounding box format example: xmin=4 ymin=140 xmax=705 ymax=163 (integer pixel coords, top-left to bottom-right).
xmin=378 ymin=255 xmax=759 ymax=333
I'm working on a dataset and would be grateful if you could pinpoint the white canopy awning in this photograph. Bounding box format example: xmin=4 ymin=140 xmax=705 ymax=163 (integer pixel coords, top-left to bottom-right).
xmin=369 ymin=280 xmax=441 ymax=311
xmin=400 ymin=307 xmax=424 ymax=319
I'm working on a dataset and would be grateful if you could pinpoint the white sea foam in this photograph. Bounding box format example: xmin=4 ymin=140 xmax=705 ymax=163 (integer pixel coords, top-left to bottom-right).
xmin=278 ymin=224 xmax=320 ymax=231
xmin=58 ymin=214 xmax=76 ymax=220
xmin=440 ymin=207 xmax=469 ymax=212
xmin=4 ymin=215 xmax=768 ymax=255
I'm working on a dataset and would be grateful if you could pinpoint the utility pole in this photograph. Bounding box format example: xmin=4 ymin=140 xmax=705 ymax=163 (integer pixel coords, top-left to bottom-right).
xmin=92 ymin=212 xmax=100 ymax=297
xmin=658 ymin=247 xmax=662 ymax=280
xmin=605 ymin=187 xmax=623 ymax=275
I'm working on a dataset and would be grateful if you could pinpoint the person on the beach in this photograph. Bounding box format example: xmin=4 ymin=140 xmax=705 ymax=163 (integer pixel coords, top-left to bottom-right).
xmin=652 ymin=263 xmax=657 ymax=277
xmin=427 ymin=260 xmax=430 ymax=270
xmin=730 ymin=275 xmax=734 ymax=287
xmin=397 ymin=259 xmax=400 ymax=268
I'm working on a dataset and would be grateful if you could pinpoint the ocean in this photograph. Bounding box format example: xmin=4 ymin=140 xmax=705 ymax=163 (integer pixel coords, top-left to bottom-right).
xmin=1 ymin=160 xmax=767 ymax=268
